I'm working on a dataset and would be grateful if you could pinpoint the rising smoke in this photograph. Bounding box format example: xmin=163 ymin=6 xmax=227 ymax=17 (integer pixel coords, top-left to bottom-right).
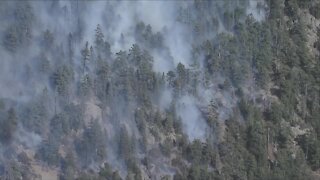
xmin=0 ymin=0 xmax=266 ymax=177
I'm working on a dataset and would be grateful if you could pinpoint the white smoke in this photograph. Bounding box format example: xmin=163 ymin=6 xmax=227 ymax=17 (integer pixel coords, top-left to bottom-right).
xmin=177 ymin=96 xmax=208 ymax=141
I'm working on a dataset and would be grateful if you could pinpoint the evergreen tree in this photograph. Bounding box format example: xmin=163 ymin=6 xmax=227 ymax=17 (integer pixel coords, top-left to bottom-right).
xmin=0 ymin=108 xmax=18 ymax=144
xmin=81 ymin=41 xmax=90 ymax=74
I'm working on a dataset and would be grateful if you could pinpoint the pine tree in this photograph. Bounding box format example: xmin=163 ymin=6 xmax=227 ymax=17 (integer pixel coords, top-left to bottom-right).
xmin=81 ymin=41 xmax=90 ymax=74
xmin=95 ymin=24 xmax=104 ymax=51
xmin=0 ymin=108 xmax=18 ymax=144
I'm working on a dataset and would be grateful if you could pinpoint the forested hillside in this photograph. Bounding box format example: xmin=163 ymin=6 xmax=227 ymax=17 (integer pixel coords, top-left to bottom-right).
xmin=0 ymin=0 xmax=320 ymax=179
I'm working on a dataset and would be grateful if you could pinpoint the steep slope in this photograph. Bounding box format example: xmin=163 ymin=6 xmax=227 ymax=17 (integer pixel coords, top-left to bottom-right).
xmin=0 ymin=0 xmax=319 ymax=180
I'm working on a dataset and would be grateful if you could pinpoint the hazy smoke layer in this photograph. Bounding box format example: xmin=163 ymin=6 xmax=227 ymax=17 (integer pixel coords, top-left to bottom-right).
xmin=0 ymin=0 xmax=265 ymax=141
xmin=0 ymin=0 xmax=266 ymax=177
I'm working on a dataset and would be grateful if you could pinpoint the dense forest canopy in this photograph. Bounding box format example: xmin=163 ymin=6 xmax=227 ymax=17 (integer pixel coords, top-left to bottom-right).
xmin=0 ymin=0 xmax=320 ymax=179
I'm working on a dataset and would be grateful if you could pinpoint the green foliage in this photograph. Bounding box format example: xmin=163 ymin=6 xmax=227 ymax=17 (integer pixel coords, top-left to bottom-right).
xmin=76 ymin=119 xmax=106 ymax=165
xmin=36 ymin=134 xmax=60 ymax=166
xmin=78 ymin=74 xmax=92 ymax=97
xmin=42 ymin=29 xmax=54 ymax=50
xmin=2 ymin=2 xmax=34 ymax=52
xmin=284 ymin=0 xmax=299 ymax=18
xmin=270 ymin=148 xmax=312 ymax=180
xmin=112 ymin=50 xmax=133 ymax=102
xmin=219 ymin=118 xmax=254 ymax=180
xmin=207 ymin=100 xmax=218 ymax=128
xmin=135 ymin=22 xmax=164 ymax=48
xmin=95 ymin=56 xmax=110 ymax=104
xmin=246 ymin=108 xmax=267 ymax=164
xmin=160 ymin=138 xmax=173 ymax=157
xmin=267 ymin=102 xmax=283 ymax=123
xmin=1 ymin=1 xmax=320 ymax=179
xmin=297 ymin=0 xmax=312 ymax=9
xmin=51 ymin=65 xmax=73 ymax=96
xmin=176 ymin=62 xmax=188 ymax=94
xmin=0 ymin=108 xmax=18 ymax=144
xmin=94 ymin=24 xmax=111 ymax=58
xmin=99 ymin=163 xmax=113 ymax=179
xmin=118 ymin=126 xmax=135 ymax=162
xmin=297 ymin=133 xmax=320 ymax=170
xmin=50 ymin=112 xmax=70 ymax=137
xmin=38 ymin=53 xmax=51 ymax=73
xmin=22 ymin=100 xmax=48 ymax=135
xmin=81 ymin=41 xmax=91 ymax=73
xmin=48 ymin=103 xmax=83 ymax=139
xmin=94 ymin=24 xmax=104 ymax=50
xmin=309 ymin=3 xmax=320 ymax=19
xmin=186 ymin=140 xmax=202 ymax=164
xmin=60 ymin=151 xmax=76 ymax=180
xmin=223 ymin=11 xmax=234 ymax=30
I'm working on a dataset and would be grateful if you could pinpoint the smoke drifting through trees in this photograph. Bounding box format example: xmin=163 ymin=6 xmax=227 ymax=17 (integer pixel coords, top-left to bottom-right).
xmin=0 ymin=0 xmax=269 ymax=179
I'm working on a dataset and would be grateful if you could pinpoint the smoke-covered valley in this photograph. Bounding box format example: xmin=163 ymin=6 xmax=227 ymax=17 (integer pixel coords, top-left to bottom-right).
xmin=2 ymin=0 xmax=320 ymax=179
